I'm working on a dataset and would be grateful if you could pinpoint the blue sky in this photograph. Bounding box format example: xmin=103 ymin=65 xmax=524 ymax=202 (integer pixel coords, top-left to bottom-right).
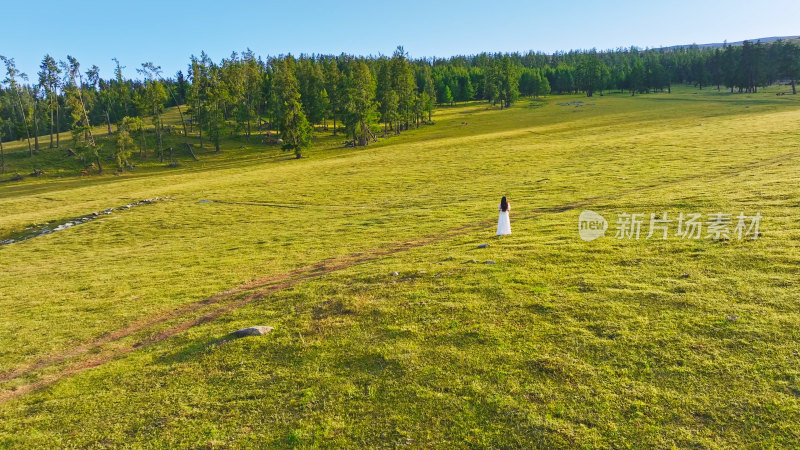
xmin=1 ymin=0 xmax=798 ymax=80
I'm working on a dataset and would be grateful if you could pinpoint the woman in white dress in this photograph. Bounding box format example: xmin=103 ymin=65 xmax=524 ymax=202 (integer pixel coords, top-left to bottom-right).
xmin=497 ymin=196 xmax=511 ymax=235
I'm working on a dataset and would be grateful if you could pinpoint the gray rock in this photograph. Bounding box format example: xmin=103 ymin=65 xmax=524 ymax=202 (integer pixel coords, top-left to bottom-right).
xmin=486 ymin=261 xmax=496 ymax=264
xmin=198 ymin=200 xmax=212 ymax=204
xmin=477 ymin=243 xmax=489 ymax=249
xmin=230 ymin=326 xmax=274 ymax=338
xmin=391 ymin=271 xmax=399 ymax=276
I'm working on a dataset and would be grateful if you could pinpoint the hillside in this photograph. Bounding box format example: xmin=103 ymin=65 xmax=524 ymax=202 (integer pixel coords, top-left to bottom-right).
xmin=660 ymin=35 xmax=800 ymax=50
xmin=1 ymin=86 xmax=799 ymax=447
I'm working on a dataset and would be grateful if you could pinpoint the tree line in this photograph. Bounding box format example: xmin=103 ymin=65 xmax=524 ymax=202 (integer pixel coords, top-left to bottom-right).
xmin=1 ymin=40 xmax=798 ymax=174
xmin=431 ymin=39 xmax=799 ymax=101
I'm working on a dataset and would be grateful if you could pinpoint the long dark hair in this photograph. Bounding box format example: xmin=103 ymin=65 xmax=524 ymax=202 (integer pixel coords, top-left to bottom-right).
xmin=500 ymin=196 xmax=509 ymax=212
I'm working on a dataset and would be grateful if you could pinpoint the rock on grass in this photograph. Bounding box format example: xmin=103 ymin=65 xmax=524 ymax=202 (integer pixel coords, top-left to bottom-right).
xmin=230 ymin=326 xmax=274 ymax=338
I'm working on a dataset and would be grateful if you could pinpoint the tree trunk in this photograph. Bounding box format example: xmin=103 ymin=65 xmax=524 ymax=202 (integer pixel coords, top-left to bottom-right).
xmin=49 ymin=97 xmax=55 ymax=148
xmin=15 ymin=91 xmax=33 ymax=156
xmin=0 ymin=139 xmax=4 ymax=174
xmin=140 ymin=131 xmax=147 ymax=158
xmin=76 ymin=80 xmax=96 ymax=148
xmin=792 ymin=80 xmax=796 ymax=95
xmin=333 ymin=112 xmax=337 ymax=135
xmin=183 ymin=142 xmax=198 ymax=161
xmin=155 ymin=111 xmax=164 ymax=162
xmin=167 ymin=86 xmax=191 ymax=153
xmin=55 ymin=100 xmax=60 ymax=148
xmin=96 ymin=154 xmax=103 ymax=174
xmin=106 ymin=111 xmax=112 ymax=135
xmin=33 ymin=101 xmax=40 ymax=151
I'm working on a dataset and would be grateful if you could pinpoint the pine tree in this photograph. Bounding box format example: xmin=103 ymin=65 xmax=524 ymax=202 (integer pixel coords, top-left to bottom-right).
xmin=273 ymin=57 xmax=312 ymax=158
xmin=204 ymin=63 xmax=225 ymax=153
xmin=115 ymin=116 xmax=137 ymax=169
xmin=416 ymin=63 xmax=437 ymax=121
xmin=498 ymin=55 xmax=520 ymax=108
xmin=61 ymin=56 xmax=101 ymax=172
xmin=322 ymin=56 xmax=342 ymax=134
xmin=137 ymin=63 xmax=169 ymax=160
xmin=629 ymin=58 xmax=645 ymax=96
xmin=376 ymin=58 xmax=395 ymax=132
xmin=535 ymin=70 xmax=551 ymax=97
xmin=1 ymin=56 xmax=34 ymax=156
xmin=391 ymin=47 xmax=417 ymax=130
xmin=297 ymin=57 xmax=328 ymax=128
xmin=38 ymin=55 xmax=60 ymax=148
xmin=576 ymin=52 xmax=609 ymax=97
xmin=463 ymin=77 xmax=475 ymax=101
xmin=341 ymin=59 xmax=376 ymax=146
xmin=442 ymin=85 xmax=454 ymax=104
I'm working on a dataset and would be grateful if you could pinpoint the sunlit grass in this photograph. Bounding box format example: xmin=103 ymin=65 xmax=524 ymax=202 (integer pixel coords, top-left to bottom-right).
xmin=0 ymin=85 xmax=799 ymax=447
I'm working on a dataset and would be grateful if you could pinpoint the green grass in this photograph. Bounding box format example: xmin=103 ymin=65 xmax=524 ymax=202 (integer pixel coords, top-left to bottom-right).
xmin=1 ymin=85 xmax=799 ymax=447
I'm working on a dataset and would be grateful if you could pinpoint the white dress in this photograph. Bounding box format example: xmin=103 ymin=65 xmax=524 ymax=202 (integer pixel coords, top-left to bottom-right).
xmin=497 ymin=204 xmax=511 ymax=235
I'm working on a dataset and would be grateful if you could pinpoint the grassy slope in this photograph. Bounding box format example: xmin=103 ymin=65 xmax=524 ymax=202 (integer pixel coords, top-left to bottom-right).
xmin=0 ymin=86 xmax=799 ymax=447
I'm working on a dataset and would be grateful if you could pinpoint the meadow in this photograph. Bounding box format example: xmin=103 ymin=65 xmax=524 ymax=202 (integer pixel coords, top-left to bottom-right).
xmin=0 ymin=86 xmax=799 ymax=447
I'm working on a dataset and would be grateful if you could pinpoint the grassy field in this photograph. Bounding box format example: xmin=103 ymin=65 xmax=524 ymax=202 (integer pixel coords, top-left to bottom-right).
xmin=1 ymin=85 xmax=799 ymax=447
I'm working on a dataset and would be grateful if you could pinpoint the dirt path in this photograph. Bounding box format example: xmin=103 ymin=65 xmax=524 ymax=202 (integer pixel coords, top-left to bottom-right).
xmin=0 ymin=226 xmax=483 ymax=404
xmin=1 ymin=150 xmax=796 ymax=405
